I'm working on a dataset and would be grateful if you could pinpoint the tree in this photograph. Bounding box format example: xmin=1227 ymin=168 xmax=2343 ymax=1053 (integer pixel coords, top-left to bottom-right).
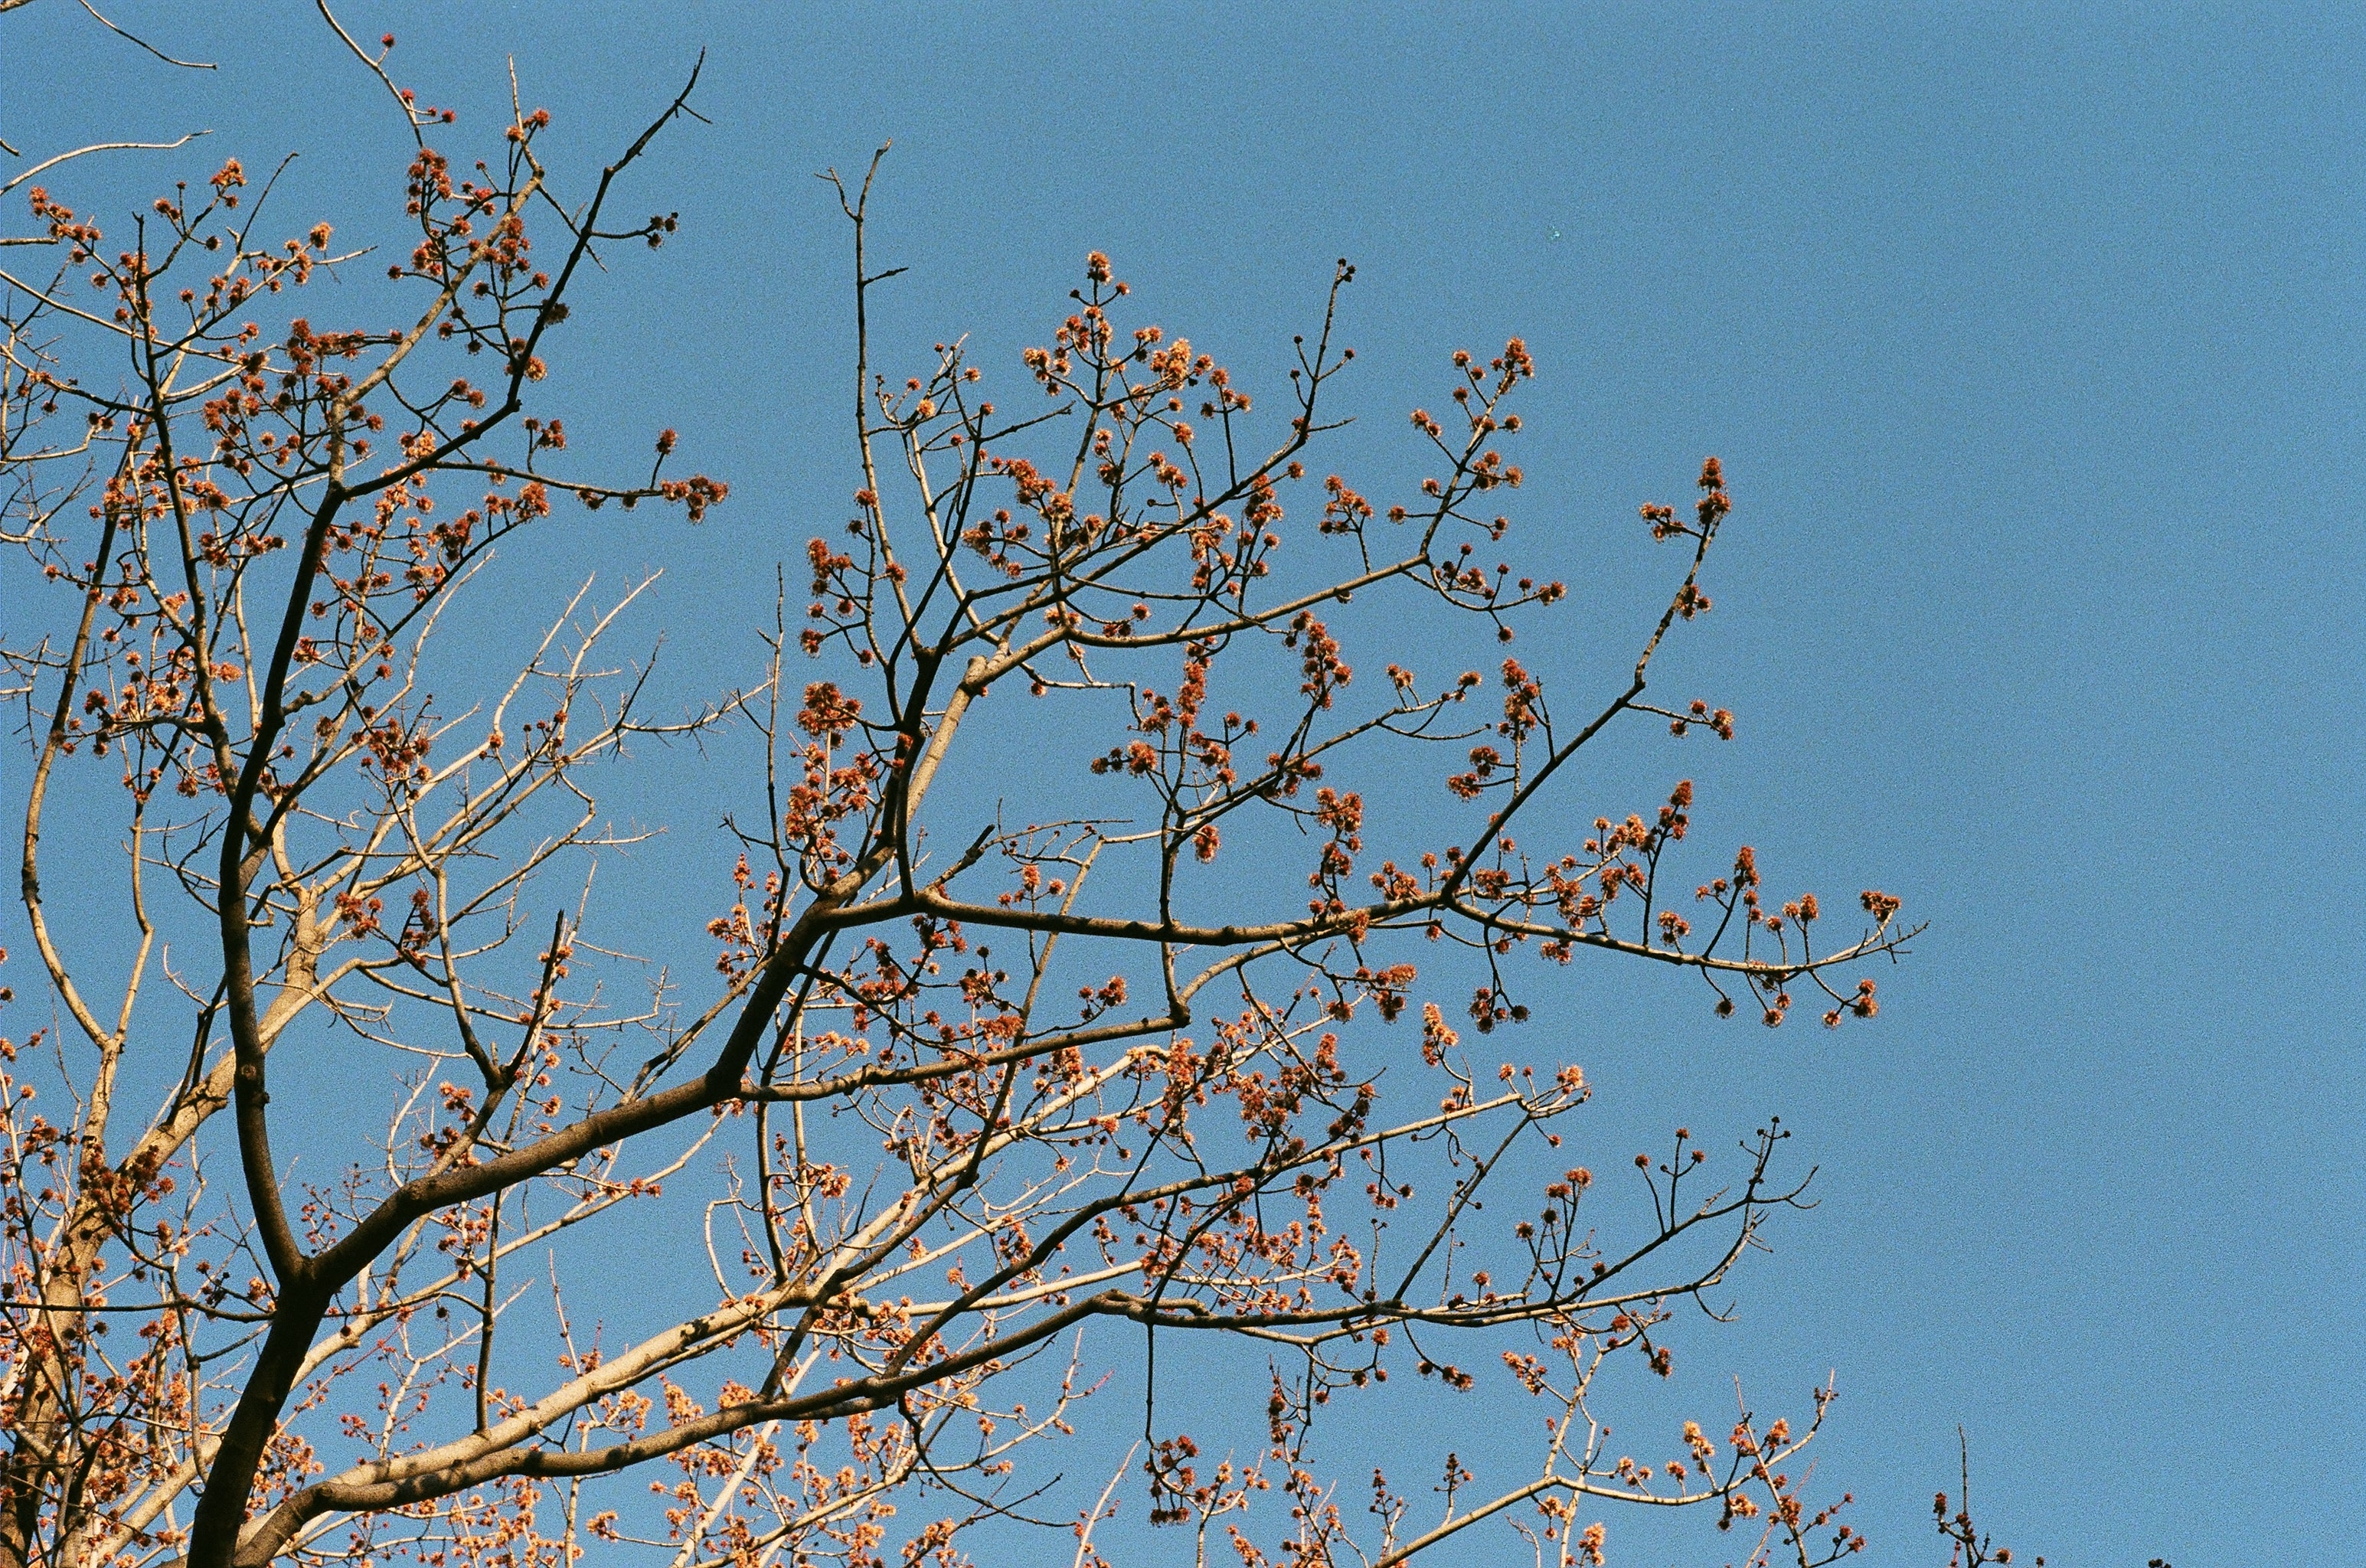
xmin=1 ymin=14 xmax=1929 ymax=1568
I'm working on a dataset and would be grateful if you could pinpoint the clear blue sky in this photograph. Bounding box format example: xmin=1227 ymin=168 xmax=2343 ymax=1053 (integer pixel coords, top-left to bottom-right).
xmin=12 ymin=4 xmax=2362 ymax=1563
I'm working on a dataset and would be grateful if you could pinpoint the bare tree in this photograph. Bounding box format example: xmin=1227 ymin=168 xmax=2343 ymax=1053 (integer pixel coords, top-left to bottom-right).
xmin=2 ymin=14 xmax=1924 ymax=1567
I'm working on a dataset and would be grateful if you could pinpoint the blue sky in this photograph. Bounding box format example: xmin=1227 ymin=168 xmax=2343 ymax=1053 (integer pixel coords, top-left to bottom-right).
xmin=11 ymin=3 xmax=2363 ymax=1563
